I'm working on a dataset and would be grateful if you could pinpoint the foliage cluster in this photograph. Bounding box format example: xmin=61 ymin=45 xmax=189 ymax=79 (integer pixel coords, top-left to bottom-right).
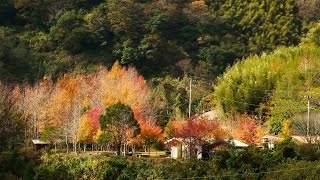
xmin=1 ymin=62 xmax=163 ymax=155
xmin=1 ymin=138 xmax=320 ymax=179
xmin=0 ymin=83 xmax=27 ymax=151
xmin=0 ymin=0 xmax=313 ymax=83
xmin=30 ymin=141 xmax=320 ymax=179
xmin=214 ymin=39 xmax=320 ymax=133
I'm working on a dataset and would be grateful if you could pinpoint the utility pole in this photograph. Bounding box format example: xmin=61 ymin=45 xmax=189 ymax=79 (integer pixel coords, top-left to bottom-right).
xmin=188 ymin=77 xmax=192 ymax=118
xmin=305 ymin=95 xmax=312 ymax=138
xmin=307 ymin=98 xmax=310 ymax=138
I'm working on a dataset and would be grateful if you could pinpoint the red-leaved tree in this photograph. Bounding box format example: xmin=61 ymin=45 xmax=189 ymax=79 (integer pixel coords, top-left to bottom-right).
xmin=171 ymin=116 xmax=225 ymax=157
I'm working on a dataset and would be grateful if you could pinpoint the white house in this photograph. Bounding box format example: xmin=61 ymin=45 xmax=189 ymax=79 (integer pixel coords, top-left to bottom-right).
xmin=262 ymin=135 xmax=281 ymax=149
xmin=166 ymin=138 xmax=249 ymax=159
xmin=165 ymin=138 xmax=203 ymax=159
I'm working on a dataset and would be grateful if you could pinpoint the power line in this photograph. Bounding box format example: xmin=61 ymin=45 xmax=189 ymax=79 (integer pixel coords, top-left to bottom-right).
xmin=171 ymin=165 xmax=320 ymax=180
xmin=219 ymin=85 xmax=320 ymax=96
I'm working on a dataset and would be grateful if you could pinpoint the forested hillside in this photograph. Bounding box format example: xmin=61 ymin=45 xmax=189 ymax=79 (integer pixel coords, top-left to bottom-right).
xmin=214 ymin=24 xmax=320 ymax=134
xmin=1 ymin=0 xmax=320 ymax=145
xmin=1 ymin=0 xmax=316 ymax=83
xmin=2 ymin=0 xmax=319 ymax=124
xmin=2 ymin=0 xmax=320 ymax=179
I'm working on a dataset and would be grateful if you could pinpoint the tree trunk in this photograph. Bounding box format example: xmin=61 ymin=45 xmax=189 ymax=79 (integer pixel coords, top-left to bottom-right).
xmin=73 ymin=141 xmax=77 ymax=154
xmin=132 ymin=145 xmax=135 ymax=154
xmin=66 ymin=134 xmax=69 ymax=153
xmin=124 ymin=144 xmax=127 ymax=156
xmin=116 ymin=144 xmax=121 ymax=156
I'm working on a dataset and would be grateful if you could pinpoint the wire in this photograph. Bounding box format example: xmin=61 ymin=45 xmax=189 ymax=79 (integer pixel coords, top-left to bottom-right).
xmin=170 ymin=166 xmax=320 ymax=180
xmin=219 ymin=85 xmax=320 ymax=96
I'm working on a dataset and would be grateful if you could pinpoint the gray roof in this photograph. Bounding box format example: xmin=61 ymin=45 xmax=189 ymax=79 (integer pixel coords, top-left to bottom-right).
xmin=228 ymin=139 xmax=249 ymax=147
xmin=32 ymin=139 xmax=50 ymax=145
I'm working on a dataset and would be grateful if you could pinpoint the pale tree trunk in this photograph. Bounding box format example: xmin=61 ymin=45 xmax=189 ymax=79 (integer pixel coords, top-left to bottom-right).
xmin=74 ymin=142 xmax=77 ymax=154
xmin=65 ymin=132 xmax=69 ymax=153
xmin=123 ymin=144 xmax=127 ymax=156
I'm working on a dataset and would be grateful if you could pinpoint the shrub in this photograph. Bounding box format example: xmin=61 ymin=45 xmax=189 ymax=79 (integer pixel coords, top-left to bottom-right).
xmin=0 ymin=151 xmax=37 ymax=179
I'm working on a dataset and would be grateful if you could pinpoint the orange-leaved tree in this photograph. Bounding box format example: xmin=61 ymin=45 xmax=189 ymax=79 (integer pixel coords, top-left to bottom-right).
xmin=77 ymin=108 xmax=102 ymax=151
xmin=102 ymin=61 xmax=153 ymax=121
xmin=11 ymin=61 xmax=158 ymax=154
xmin=138 ymin=121 xmax=163 ymax=152
xmin=233 ymin=113 xmax=267 ymax=144
xmin=77 ymin=114 xmax=95 ymax=151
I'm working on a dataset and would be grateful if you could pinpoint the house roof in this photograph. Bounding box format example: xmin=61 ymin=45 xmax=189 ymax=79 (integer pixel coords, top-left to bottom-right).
xmin=228 ymin=139 xmax=249 ymax=147
xmin=165 ymin=137 xmax=249 ymax=148
xmin=32 ymin=139 xmax=50 ymax=145
xmin=200 ymin=110 xmax=221 ymax=120
xmin=165 ymin=138 xmax=183 ymax=144
xmin=291 ymin=135 xmax=320 ymax=144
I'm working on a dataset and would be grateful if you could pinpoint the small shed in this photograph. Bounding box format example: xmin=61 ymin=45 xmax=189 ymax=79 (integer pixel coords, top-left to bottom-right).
xmin=166 ymin=138 xmax=249 ymax=159
xmin=165 ymin=138 xmax=184 ymax=159
xmin=262 ymin=135 xmax=281 ymax=149
xmin=32 ymin=139 xmax=50 ymax=151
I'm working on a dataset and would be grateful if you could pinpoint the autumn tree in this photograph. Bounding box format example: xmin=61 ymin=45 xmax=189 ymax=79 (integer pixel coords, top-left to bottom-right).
xmin=77 ymin=107 xmax=102 ymax=151
xmin=99 ymin=102 xmax=140 ymax=155
xmin=40 ymin=72 xmax=86 ymax=153
xmin=138 ymin=121 xmax=163 ymax=153
xmin=15 ymin=78 xmax=54 ymax=139
xmin=8 ymin=61 xmax=156 ymax=153
xmin=77 ymin=114 xmax=95 ymax=151
xmin=279 ymin=119 xmax=291 ymax=139
xmin=88 ymin=107 xmax=102 ymax=134
xmin=234 ymin=114 xmax=259 ymax=144
xmin=0 ymin=83 xmax=27 ymax=151
xmin=171 ymin=116 xmax=225 ymax=158
xmin=102 ymin=61 xmax=156 ymax=128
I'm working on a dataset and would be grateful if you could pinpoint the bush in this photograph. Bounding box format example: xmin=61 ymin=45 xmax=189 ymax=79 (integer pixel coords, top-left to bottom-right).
xmin=95 ymin=156 xmax=128 ymax=179
xmin=211 ymin=146 xmax=281 ymax=179
xmin=264 ymin=160 xmax=320 ymax=179
xmin=297 ymin=143 xmax=320 ymax=161
xmin=0 ymin=151 xmax=37 ymax=179
xmin=31 ymin=144 xmax=320 ymax=179
xmin=34 ymin=155 xmax=94 ymax=180
xmin=273 ymin=138 xmax=298 ymax=160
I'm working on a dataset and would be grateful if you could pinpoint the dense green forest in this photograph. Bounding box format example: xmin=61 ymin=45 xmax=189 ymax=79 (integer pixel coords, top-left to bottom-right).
xmin=2 ymin=0 xmax=318 ymax=83
xmin=1 ymin=0 xmax=319 ymax=120
xmin=2 ymin=0 xmax=320 ymax=179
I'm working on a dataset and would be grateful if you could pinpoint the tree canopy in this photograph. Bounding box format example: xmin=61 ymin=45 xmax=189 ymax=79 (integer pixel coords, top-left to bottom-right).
xmin=0 ymin=0 xmax=312 ymax=83
xmin=99 ymin=102 xmax=140 ymax=155
xmin=214 ymin=27 xmax=320 ymax=133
